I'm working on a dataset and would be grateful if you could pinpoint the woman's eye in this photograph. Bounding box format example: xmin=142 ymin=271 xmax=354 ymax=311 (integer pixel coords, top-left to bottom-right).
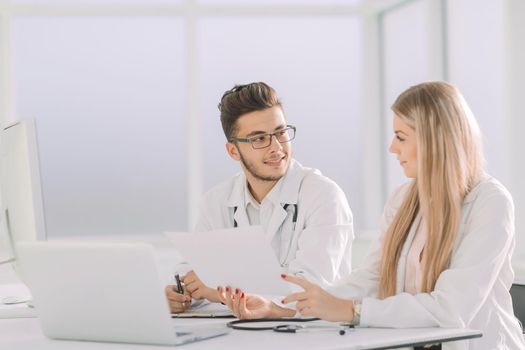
xmin=396 ymin=136 xmax=405 ymax=142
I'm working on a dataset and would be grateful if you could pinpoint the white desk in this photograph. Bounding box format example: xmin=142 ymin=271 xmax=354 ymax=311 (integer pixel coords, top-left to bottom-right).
xmin=0 ymin=316 xmax=481 ymax=350
xmin=0 ymin=236 xmax=482 ymax=349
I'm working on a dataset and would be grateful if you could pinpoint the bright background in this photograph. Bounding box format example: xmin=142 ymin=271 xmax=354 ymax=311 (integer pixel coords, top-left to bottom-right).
xmin=0 ymin=0 xmax=524 ymax=264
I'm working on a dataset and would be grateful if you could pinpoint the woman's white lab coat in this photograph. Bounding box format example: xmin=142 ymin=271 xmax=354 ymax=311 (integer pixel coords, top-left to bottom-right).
xmin=331 ymin=176 xmax=524 ymax=350
xmin=195 ymin=159 xmax=354 ymax=288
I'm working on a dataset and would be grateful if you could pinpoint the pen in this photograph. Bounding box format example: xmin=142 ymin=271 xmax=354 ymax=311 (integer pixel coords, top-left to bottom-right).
xmin=273 ymin=324 xmax=354 ymax=335
xmin=174 ymin=274 xmax=184 ymax=294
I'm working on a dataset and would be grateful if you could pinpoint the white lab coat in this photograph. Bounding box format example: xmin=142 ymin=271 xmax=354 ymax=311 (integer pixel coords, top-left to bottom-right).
xmin=195 ymin=159 xmax=354 ymax=288
xmin=330 ymin=175 xmax=525 ymax=350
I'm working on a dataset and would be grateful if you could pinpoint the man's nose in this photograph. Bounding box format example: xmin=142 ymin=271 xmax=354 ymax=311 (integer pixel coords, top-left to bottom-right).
xmin=268 ymin=135 xmax=283 ymax=151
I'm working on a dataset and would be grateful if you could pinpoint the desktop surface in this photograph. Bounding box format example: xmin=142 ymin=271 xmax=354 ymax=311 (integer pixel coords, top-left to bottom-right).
xmin=0 ymin=316 xmax=481 ymax=350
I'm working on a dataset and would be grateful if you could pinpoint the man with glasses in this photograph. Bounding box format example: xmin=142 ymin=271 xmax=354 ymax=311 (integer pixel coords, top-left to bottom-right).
xmin=166 ymin=82 xmax=353 ymax=313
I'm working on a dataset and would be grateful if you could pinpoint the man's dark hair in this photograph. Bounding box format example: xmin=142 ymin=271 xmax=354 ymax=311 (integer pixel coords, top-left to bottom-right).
xmin=218 ymin=82 xmax=282 ymax=139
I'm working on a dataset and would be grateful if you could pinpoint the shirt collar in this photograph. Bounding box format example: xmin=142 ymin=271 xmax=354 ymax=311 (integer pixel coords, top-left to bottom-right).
xmin=226 ymin=158 xmax=307 ymax=208
xmin=244 ymin=181 xmax=261 ymax=209
xmin=264 ymin=158 xmax=304 ymax=206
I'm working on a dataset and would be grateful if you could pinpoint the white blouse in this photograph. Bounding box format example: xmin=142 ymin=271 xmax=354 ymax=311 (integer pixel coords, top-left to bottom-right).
xmin=404 ymin=215 xmax=427 ymax=295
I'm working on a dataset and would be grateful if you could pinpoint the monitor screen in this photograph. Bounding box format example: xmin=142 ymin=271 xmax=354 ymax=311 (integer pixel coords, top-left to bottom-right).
xmin=0 ymin=119 xmax=46 ymax=265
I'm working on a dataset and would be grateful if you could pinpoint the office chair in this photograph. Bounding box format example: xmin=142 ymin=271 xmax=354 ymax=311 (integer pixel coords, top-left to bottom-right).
xmin=510 ymin=283 xmax=525 ymax=334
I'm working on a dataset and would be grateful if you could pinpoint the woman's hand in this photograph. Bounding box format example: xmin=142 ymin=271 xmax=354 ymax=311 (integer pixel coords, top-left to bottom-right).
xmin=182 ymin=271 xmax=221 ymax=303
xmin=217 ymin=286 xmax=295 ymax=319
xmin=281 ymin=274 xmax=355 ymax=322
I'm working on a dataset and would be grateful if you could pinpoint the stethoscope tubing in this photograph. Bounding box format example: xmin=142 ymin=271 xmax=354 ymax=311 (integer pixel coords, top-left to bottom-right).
xmin=227 ymin=318 xmax=353 ymax=335
xmin=227 ymin=317 xmax=320 ymax=331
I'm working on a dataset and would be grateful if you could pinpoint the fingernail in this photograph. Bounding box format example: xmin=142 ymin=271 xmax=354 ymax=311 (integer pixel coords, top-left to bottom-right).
xmin=235 ymin=288 xmax=239 ymax=294
xmin=226 ymin=287 xmax=230 ymax=292
xmin=281 ymin=299 xmax=285 ymax=304
xmin=217 ymin=286 xmax=221 ymax=291
xmin=281 ymin=274 xmax=287 ymax=279
xmin=241 ymin=293 xmax=245 ymax=298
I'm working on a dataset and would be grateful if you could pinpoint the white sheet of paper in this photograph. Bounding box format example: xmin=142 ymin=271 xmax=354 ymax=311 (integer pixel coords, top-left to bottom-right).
xmin=165 ymin=227 xmax=290 ymax=296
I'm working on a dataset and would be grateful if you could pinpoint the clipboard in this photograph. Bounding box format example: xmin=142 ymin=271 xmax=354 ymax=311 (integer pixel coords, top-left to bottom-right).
xmin=171 ymin=312 xmax=235 ymax=319
xmin=171 ymin=299 xmax=235 ymax=318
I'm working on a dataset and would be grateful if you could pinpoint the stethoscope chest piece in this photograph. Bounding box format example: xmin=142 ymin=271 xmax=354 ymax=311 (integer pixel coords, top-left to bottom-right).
xmin=273 ymin=324 xmax=305 ymax=333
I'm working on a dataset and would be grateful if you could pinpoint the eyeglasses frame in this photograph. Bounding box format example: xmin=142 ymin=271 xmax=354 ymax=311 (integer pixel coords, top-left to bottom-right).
xmin=228 ymin=125 xmax=296 ymax=149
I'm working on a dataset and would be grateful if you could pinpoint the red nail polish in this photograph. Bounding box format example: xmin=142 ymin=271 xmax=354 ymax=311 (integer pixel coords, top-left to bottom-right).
xmin=241 ymin=293 xmax=245 ymax=298
xmin=235 ymin=288 xmax=239 ymax=294
xmin=281 ymin=299 xmax=285 ymax=304
xmin=217 ymin=286 xmax=220 ymax=291
xmin=281 ymin=274 xmax=287 ymax=279
xmin=226 ymin=287 xmax=230 ymax=292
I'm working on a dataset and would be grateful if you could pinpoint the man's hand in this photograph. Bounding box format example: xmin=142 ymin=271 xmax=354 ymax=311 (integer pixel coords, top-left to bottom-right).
xmin=182 ymin=271 xmax=221 ymax=303
xmin=165 ymin=285 xmax=191 ymax=313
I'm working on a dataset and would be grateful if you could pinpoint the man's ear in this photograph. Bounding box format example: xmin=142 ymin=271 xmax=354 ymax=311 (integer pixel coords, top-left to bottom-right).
xmin=226 ymin=142 xmax=241 ymax=161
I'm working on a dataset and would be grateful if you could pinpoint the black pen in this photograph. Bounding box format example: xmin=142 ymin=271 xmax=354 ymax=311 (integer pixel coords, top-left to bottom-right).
xmin=174 ymin=274 xmax=184 ymax=294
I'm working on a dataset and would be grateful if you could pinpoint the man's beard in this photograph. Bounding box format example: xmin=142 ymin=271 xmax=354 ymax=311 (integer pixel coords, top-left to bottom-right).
xmin=238 ymin=150 xmax=287 ymax=182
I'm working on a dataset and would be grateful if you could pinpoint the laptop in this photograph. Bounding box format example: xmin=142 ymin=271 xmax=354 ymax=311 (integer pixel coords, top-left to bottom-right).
xmin=16 ymin=241 xmax=230 ymax=346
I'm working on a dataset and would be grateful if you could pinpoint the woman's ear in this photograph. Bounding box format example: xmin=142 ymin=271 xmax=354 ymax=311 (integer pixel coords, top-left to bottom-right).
xmin=226 ymin=142 xmax=241 ymax=161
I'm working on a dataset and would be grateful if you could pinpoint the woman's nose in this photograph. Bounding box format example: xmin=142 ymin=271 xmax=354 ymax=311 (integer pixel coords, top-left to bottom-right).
xmin=389 ymin=139 xmax=396 ymax=154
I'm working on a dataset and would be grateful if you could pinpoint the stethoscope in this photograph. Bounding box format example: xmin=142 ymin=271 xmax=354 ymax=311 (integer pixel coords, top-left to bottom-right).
xmin=233 ymin=203 xmax=298 ymax=228
xmin=227 ymin=318 xmax=353 ymax=335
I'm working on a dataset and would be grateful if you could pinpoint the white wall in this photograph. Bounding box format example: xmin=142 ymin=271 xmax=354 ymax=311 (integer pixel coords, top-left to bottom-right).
xmin=1 ymin=2 xmax=367 ymax=238
xmin=446 ymin=0 xmax=525 ymax=260
xmin=197 ymin=16 xmax=363 ymax=229
xmin=11 ymin=16 xmax=188 ymax=236
xmin=381 ymin=0 xmax=445 ymax=197
xmin=374 ymin=0 xmax=525 ymax=265
xmin=0 ymin=0 xmax=523 ymax=264
xmin=447 ymin=0 xmax=507 ymax=184
xmin=505 ymin=0 xmax=525 ymax=260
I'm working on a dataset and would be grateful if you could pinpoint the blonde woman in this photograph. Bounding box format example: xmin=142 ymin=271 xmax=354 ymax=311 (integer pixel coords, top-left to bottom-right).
xmin=219 ymin=82 xmax=525 ymax=349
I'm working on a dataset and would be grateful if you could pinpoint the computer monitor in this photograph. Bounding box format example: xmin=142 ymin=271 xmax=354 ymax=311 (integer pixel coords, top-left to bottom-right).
xmin=0 ymin=119 xmax=46 ymax=266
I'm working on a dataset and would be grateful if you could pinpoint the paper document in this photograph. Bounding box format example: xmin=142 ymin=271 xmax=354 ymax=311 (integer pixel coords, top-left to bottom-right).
xmin=165 ymin=227 xmax=290 ymax=296
xmin=172 ymin=301 xmax=233 ymax=318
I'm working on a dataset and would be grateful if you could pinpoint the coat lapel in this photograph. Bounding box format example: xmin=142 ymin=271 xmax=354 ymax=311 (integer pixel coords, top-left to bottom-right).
xmin=262 ymin=160 xmax=304 ymax=243
xmin=232 ymin=204 xmax=250 ymax=227
xmin=265 ymin=204 xmax=289 ymax=245
xmin=226 ymin=172 xmax=250 ymax=228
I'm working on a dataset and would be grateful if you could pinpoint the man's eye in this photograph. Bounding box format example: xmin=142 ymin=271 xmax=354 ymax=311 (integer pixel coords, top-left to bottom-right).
xmin=252 ymin=135 xmax=267 ymax=142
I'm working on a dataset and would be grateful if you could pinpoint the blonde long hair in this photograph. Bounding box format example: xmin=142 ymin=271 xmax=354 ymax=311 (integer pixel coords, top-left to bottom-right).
xmin=378 ymin=81 xmax=485 ymax=298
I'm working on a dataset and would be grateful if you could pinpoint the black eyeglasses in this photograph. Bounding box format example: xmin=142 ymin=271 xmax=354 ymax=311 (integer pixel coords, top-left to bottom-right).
xmin=229 ymin=125 xmax=296 ymax=149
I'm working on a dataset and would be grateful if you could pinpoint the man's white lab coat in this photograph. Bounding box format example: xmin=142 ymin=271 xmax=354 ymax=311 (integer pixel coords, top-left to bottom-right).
xmin=195 ymin=159 xmax=354 ymax=287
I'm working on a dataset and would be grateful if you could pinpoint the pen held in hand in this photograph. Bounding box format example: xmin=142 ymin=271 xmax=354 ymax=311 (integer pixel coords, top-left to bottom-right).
xmin=174 ymin=274 xmax=184 ymax=294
